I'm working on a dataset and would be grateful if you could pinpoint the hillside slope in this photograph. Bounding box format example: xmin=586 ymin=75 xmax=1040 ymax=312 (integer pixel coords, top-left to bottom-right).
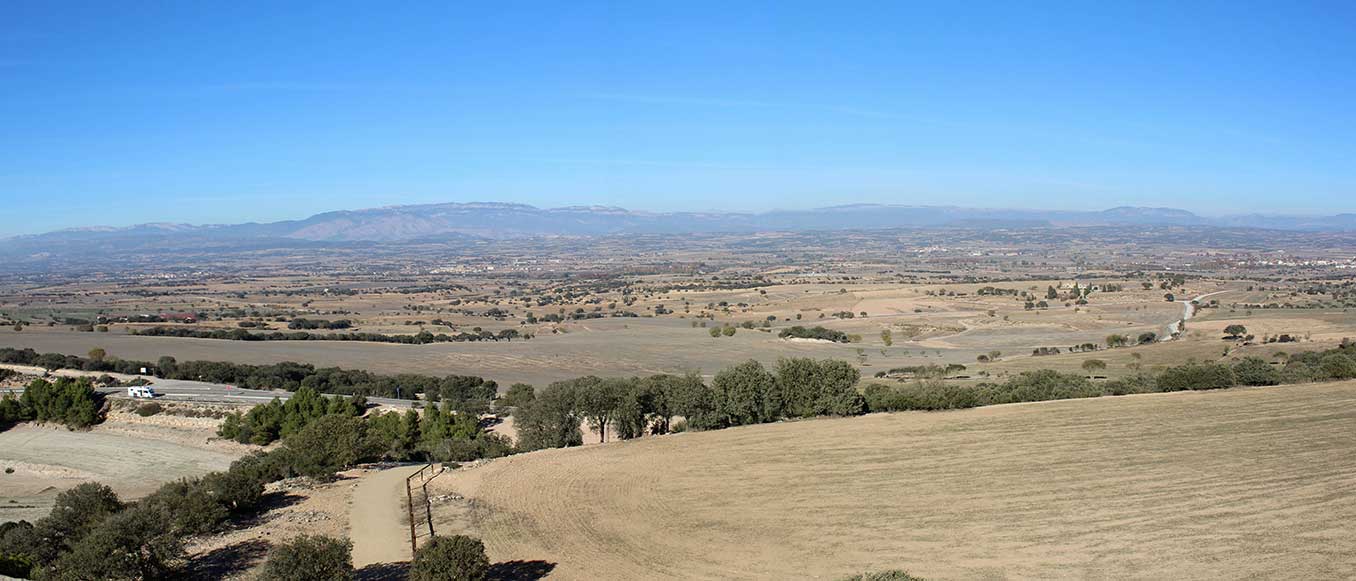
xmin=431 ymin=381 xmax=1356 ymax=580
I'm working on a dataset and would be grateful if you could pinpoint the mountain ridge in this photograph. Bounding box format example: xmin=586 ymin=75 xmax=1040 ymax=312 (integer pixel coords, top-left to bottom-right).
xmin=7 ymin=202 xmax=1355 ymax=247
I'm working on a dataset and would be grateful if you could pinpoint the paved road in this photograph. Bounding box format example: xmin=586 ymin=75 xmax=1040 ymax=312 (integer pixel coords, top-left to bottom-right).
xmin=0 ymin=364 xmax=419 ymax=408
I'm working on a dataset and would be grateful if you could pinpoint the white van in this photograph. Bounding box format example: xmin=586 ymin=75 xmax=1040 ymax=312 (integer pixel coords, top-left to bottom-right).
xmin=127 ymin=386 xmax=157 ymax=399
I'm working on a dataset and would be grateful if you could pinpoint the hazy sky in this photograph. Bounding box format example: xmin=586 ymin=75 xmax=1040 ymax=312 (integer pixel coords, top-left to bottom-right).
xmin=2 ymin=2 xmax=1353 ymax=236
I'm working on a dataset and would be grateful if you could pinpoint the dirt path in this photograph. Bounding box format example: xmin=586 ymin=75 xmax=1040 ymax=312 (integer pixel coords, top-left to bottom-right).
xmin=350 ymin=464 xmax=425 ymax=568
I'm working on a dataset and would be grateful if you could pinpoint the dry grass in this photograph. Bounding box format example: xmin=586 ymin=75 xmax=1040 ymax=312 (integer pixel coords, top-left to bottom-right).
xmin=431 ymin=381 xmax=1356 ymax=580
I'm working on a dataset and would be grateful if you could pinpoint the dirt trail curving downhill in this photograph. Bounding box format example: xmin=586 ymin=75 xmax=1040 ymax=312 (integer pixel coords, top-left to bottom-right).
xmin=350 ymin=464 xmax=425 ymax=567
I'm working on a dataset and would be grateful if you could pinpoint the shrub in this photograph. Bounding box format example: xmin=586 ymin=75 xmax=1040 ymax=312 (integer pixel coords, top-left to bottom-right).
xmin=1156 ymin=362 xmax=1236 ymax=391
xmin=410 ymin=535 xmax=490 ymax=581
xmin=259 ymin=535 xmax=353 ymax=581
xmin=864 ymin=380 xmax=980 ymax=412
xmin=1103 ymin=373 xmax=1159 ymax=396
xmin=1232 ymin=357 xmax=1281 ymax=386
xmin=776 ymin=358 xmax=865 ymax=418
xmin=839 ymin=571 xmax=925 ymax=581
xmin=979 ymin=370 xmax=1099 ymax=404
xmin=1318 ymin=353 xmax=1356 ymax=380
xmin=49 ymin=504 xmax=182 ymax=581
xmin=284 ymin=415 xmax=371 ymax=481
xmin=712 ymin=360 xmax=778 ymax=426
xmin=778 ymin=325 xmax=850 ymax=343
xmin=135 ymin=402 xmax=163 ymax=417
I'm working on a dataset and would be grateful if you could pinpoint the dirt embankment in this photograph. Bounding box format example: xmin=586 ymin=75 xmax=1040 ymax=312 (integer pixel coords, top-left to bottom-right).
xmin=0 ymin=404 xmax=250 ymax=524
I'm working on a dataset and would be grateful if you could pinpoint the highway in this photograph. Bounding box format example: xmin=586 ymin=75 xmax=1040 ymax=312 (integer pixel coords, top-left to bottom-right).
xmin=1 ymin=364 xmax=420 ymax=408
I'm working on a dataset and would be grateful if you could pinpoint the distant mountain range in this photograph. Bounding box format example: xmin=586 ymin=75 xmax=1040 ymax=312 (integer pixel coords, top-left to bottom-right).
xmin=3 ymin=202 xmax=1354 ymax=254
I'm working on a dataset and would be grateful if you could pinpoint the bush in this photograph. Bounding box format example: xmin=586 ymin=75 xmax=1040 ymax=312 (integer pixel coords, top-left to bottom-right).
xmin=1156 ymin=362 xmax=1236 ymax=391
xmin=135 ymin=402 xmax=163 ymax=417
xmin=283 ymin=415 xmax=371 ymax=481
xmin=259 ymin=535 xmax=353 ymax=581
xmin=1318 ymin=353 xmax=1356 ymax=380
xmin=48 ymin=504 xmax=182 ymax=581
xmin=776 ymin=358 xmax=865 ymax=418
xmin=979 ymin=370 xmax=1099 ymax=404
xmin=839 ymin=571 xmax=925 ymax=581
xmin=1232 ymin=357 xmax=1281 ymax=386
xmin=409 ymin=535 xmax=490 ymax=581
xmin=778 ymin=326 xmax=850 ymax=343
xmin=1103 ymin=373 xmax=1159 ymax=396
xmin=864 ymin=380 xmax=980 ymax=412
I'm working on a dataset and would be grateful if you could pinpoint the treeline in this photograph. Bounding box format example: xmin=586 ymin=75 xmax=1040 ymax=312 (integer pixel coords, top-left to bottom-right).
xmin=129 ymin=326 xmax=525 ymax=344
xmin=285 ymin=318 xmax=352 ymax=330
xmin=216 ymin=386 xmax=512 ymax=462
xmin=778 ymin=326 xmax=850 ymax=343
xmin=0 ymin=378 xmax=103 ymax=433
xmin=512 ymin=358 xmax=865 ymax=450
xmin=867 ymin=342 xmax=1356 ymax=413
xmin=0 ymin=347 xmax=495 ymax=402
xmin=0 ymin=410 xmax=456 ymax=580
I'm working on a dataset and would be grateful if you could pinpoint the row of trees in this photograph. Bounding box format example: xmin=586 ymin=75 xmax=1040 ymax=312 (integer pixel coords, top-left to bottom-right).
xmin=130 ymin=326 xmax=523 ymax=344
xmin=0 ymin=348 xmax=496 ymax=402
xmin=513 ymin=358 xmax=865 ymax=450
xmin=218 ymin=387 xmax=514 ymax=463
xmin=865 ymin=343 xmax=1356 ymax=413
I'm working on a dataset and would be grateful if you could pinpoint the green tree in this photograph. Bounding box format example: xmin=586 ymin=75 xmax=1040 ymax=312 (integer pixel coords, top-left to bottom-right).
xmin=48 ymin=504 xmax=182 ymax=581
xmin=1223 ymin=324 xmax=1248 ymax=339
xmin=1081 ymin=359 xmax=1107 ymax=375
xmin=1232 ymin=357 xmax=1280 ymax=386
xmin=259 ymin=535 xmax=353 ymax=581
xmin=515 ymin=381 xmax=582 ymax=451
xmin=712 ymin=360 xmax=776 ymax=426
xmin=283 ymin=415 xmax=370 ymax=480
xmin=499 ymin=383 xmax=535 ymax=409
xmin=409 ymin=535 xmax=490 ymax=581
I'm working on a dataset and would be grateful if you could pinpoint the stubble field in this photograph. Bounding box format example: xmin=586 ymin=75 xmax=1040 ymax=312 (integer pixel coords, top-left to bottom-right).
xmin=430 ymin=380 xmax=1356 ymax=580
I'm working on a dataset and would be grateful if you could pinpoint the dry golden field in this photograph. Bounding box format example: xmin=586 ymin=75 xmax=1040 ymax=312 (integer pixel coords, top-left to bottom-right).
xmin=431 ymin=381 xmax=1356 ymax=580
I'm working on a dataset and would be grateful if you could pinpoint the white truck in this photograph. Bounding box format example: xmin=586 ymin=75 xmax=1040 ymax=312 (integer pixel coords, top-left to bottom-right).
xmin=127 ymin=386 xmax=157 ymax=399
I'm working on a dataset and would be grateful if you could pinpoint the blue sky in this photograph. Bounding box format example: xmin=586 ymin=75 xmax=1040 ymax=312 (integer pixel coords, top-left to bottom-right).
xmin=2 ymin=1 xmax=1353 ymax=236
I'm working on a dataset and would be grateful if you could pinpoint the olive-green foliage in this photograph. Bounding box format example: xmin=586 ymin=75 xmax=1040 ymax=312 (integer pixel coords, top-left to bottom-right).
xmin=664 ymin=373 xmax=721 ymax=430
xmin=1318 ymin=353 xmax=1356 ymax=380
xmin=15 ymin=483 xmax=124 ymax=566
xmin=138 ymin=477 xmax=230 ymax=536
xmin=46 ymin=504 xmax=183 ymax=581
xmin=16 ymin=377 xmax=102 ymax=430
xmin=409 ymin=535 xmax=490 ymax=581
xmin=1156 ymin=362 xmax=1236 ymax=391
xmin=980 ymin=370 xmax=1100 ymax=404
xmin=839 ymin=571 xmax=925 ymax=581
xmin=864 ymin=379 xmax=981 ymax=411
xmin=417 ymin=402 xmax=513 ymax=462
xmin=1232 ymin=357 xmax=1281 ymax=386
xmin=498 ymin=383 xmax=535 ymax=410
xmin=217 ymin=387 xmax=366 ymax=445
xmin=712 ymin=360 xmax=777 ymax=426
xmin=1102 ymin=372 xmax=1159 ymax=395
xmin=259 ymin=535 xmax=353 ymax=581
xmin=284 ymin=415 xmax=372 ymax=481
xmin=775 ymin=357 xmax=865 ymax=417
xmin=0 ymin=393 xmax=30 ymax=431
xmin=515 ymin=380 xmax=584 ymax=451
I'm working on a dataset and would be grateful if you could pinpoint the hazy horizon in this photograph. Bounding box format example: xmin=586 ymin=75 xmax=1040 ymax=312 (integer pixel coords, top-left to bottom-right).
xmin=3 ymin=2 xmax=1354 ymax=236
